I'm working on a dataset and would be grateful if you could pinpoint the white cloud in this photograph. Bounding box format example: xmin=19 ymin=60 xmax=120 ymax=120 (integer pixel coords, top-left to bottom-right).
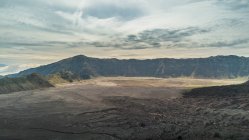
xmin=0 ymin=0 xmax=249 ymax=75
xmin=0 ymin=64 xmax=40 ymax=76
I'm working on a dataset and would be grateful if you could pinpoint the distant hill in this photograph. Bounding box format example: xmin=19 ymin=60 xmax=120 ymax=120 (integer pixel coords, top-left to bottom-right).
xmin=184 ymin=80 xmax=249 ymax=97
xmin=9 ymin=55 xmax=249 ymax=78
xmin=0 ymin=73 xmax=54 ymax=94
xmin=0 ymin=71 xmax=85 ymax=94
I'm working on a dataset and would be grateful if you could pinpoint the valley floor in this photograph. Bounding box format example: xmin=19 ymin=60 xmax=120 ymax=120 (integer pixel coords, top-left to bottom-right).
xmin=0 ymin=77 xmax=248 ymax=140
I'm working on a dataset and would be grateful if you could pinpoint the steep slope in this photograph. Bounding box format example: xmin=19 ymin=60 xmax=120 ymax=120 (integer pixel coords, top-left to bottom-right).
xmin=47 ymin=71 xmax=85 ymax=85
xmin=10 ymin=55 xmax=249 ymax=78
xmin=0 ymin=73 xmax=54 ymax=94
xmin=184 ymin=80 xmax=249 ymax=97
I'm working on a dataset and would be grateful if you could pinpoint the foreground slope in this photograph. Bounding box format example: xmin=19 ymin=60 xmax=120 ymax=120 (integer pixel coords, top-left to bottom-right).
xmin=0 ymin=77 xmax=247 ymax=140
xmin=184 ymin=80 xmax=249 ymax=97
xmin=10 ymin=55 xmax=249 ymax=78
xmin=0 ymin=73 xmax=54 ymax=94
xmin=0 ymin=71 xmax=90 ymax=94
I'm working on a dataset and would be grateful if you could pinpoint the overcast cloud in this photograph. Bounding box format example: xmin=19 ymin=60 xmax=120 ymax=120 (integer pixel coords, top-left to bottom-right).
xmin=0 ymin=0 xmax=249 ymax=75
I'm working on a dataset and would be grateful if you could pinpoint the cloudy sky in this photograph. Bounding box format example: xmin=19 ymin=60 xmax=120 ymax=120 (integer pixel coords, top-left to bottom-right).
xmin=0 ymin=0 xmax=249 ymax=75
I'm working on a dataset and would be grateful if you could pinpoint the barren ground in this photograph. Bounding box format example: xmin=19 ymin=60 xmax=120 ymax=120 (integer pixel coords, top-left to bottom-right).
xmin=0 ymin=77 xmax=248 ymax=140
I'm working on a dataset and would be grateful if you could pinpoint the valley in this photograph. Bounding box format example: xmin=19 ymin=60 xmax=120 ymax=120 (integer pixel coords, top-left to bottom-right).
xmin=0 ymin=77 xmax=247 ymax=140
xmin=1 ymin=0 xmax=249 ymax=139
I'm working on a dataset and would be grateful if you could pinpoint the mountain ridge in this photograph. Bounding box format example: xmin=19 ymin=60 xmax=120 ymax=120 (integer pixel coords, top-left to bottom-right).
xmin=9 ymin=55 xmax=249 ymax=78
xmin=0 ymin=73 xmax=54 ymax=94
xmin=184 ymin=80 xmax=249 ymax=97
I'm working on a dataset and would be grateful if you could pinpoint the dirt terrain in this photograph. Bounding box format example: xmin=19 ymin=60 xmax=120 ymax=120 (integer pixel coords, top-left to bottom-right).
xmin=0 ymin=77 xmax=248 ymax=140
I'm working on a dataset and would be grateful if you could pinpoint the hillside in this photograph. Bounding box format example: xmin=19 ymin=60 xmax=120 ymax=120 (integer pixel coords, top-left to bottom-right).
xmin=47 ymin=71 xmax=83 ymax=85
xmin=0 ymin=71 xmax=87 ymax=94
xmin=184 ymin=80 xmax=249 ymax=97
xmin=9 ymin=55 xmax=249 ymax=78
xmin=0 ymin=73 xmax=54 ymax=94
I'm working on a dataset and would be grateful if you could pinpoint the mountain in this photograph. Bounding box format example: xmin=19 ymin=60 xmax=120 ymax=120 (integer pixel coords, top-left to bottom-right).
xmin=184 ymin=80 xmax=249 ymax=97
xmin=9 ymin=55 xmax=249 ymax=78
xmin=0 ymin=73 xmax=54 ymax=94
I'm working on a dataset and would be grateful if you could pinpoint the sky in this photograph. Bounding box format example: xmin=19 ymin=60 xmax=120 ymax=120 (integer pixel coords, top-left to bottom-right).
xmin=0 ymin=0 xmax=249 ymax=75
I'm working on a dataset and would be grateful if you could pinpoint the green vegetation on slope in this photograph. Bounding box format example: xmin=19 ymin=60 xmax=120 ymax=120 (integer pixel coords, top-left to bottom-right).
xmin=0 ymin=71 xmax=91 ymax=94
xmin=47 ymin=71 xmax=84 ymax=85
xmin=0 ymin=73 xmax=54 ymax=94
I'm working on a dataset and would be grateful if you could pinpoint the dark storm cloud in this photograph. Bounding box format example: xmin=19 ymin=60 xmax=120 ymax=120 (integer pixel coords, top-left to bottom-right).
xmin=3 ymin=25 xmax=246 ymax=51
xmin=201 ymin=39 xmax=249 ymax=48
xmin=172 ymin=39 xmax=249 ymax=49
xmin=83 ymin=27 xmax=210 ymax=50
xmin=130 ymin=27 xmax=210 ymax=43
xmin=122 ymin=27 xmax=210 ymax=49
xmin=83 ymin=26 xmax=249 ymax=50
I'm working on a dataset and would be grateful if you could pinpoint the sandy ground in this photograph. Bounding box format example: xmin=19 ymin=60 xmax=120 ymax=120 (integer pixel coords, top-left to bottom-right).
xmin=0 ymin=77 xmax=248 ymax=140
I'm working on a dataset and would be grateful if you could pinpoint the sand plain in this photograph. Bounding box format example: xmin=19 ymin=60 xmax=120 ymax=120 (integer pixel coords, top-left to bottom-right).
xmin=0 ymin=77 xmax=248 ymax=140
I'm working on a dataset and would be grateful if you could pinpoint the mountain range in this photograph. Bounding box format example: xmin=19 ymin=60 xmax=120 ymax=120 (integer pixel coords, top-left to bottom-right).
xmin=9 ymin=55 xmax=249 ymax=78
